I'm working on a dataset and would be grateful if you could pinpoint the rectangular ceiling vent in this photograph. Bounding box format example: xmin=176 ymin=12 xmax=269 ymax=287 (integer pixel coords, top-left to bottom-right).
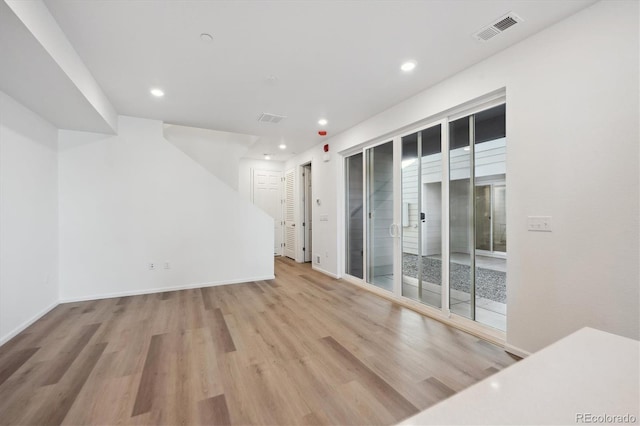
xmin=473 ymin=12 xmax=523 ymax=41
xmin=258 ymin=112 xmax=287 ymax=124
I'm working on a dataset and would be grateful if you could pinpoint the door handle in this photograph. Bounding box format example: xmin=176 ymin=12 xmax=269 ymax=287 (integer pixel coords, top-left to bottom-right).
xmin=420 ymin=212 xmax=426 ymax=222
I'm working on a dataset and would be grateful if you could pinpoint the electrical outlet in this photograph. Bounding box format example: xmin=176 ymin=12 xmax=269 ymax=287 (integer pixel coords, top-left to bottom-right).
xmin=527 ymin=216 xmax=552 ymax=232
xmin=316 ymin=256 xmax=320 ymax=264
xmin=148 ymin=263 xmax=156 ymax=270
xmin=164 ymin=262 xmax=170 ymax=269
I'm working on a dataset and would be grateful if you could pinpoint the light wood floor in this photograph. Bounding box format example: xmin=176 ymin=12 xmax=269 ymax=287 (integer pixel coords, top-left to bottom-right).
xmin=0 ymin=257 xmax=518 ymax=425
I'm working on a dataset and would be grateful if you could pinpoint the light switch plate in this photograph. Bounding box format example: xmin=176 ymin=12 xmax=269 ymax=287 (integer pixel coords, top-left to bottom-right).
xmin=527 ymin=216 xmax=552 ymax=232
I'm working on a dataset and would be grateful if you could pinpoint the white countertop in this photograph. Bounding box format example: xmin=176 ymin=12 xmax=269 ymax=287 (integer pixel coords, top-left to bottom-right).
xmin=398 ymin=327 xmax=639 ymax=425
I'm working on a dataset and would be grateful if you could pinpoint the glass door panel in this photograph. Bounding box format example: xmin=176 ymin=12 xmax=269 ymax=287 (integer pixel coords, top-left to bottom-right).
xmin=449 ymin=116 xmax=473 ymax=319
xmin=366 ymin=141 xmax=394 ymax=291
xmin=345 ymin=153 xmax=364 ymax=278
xmin=449 ymin=103 xmax=506 ymax=330
xmin=492 ymin=185 xmax=507 ymax=253
xmin=401 ymin=125 xmax=442 ymax=308
xmin=474 ymin=104 xmax=506 ymax=330
xmin=475 ymin=185 xmax=492 ymax=251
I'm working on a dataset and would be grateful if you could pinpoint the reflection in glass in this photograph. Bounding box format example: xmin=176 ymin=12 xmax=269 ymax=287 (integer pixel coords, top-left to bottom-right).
xmin=366 ymin=142 xmax=394 ymax=291
xmin=475 ymin=185 xmax=492 ymax=251
xmin=401 ymin=125 xmax=442 ymax=308
xmin=345 ymin=153 xmax=364 ymax=278
xmin=449 ymin=115 xmax=473 ymax=319
xmin=493 ymin=186 xmax=507 ymax=252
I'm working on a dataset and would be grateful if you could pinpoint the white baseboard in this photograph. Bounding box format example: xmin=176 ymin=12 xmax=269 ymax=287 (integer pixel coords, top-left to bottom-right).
xmin=59 ymin=275 xmax=275 ymax=303
xmin=311 ymin=264 xmax=339 ymax=279
xmin=504 ymin=342 xmax=531 ymax=358
xmin=0 ymin=301 xmax=59 ymax=347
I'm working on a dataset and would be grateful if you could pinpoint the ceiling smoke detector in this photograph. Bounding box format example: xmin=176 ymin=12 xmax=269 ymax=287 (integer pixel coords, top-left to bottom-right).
xmin=258 ymin=112 xmax=286 ymax=124
xmin=473 ymin=12 xmax=523 ymax=41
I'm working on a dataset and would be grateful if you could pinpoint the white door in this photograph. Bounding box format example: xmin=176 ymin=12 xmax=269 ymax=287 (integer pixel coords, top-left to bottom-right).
xmin=253 ymin=169 xmax=283 ymax=255
xmin=284 ymin=169 xmax=296 ymax=259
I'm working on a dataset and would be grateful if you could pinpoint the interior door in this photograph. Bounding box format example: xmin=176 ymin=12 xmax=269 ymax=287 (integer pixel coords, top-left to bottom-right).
xmin=253 ymin=169 xmax=283 ymax=255
xmin=284 ymin=168 xmax=296 ymax=259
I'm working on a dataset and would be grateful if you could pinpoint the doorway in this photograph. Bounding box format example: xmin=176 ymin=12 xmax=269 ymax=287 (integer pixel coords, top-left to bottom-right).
xmin=302 ymin=163 xmax=313 ymax=262
xmin=343 ymin=98 xmax=507 ymax=333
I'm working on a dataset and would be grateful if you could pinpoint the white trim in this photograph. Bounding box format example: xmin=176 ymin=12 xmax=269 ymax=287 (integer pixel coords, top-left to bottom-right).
xmin=504 ymin=343 xmax=531 ymax=358
xmin=362 ymin=150 xmax=368 ymax=283
xmin=0 ymin=301 xmax=58 ymax=346
xmin=447 ymin=93 xmax=506 ymax=121
xmin=312 ymin=264 xmax=339 ymax=279
xmin=59 ymin=275 xmax=275 ymax=303
xmin=393 ymin=136 xmax=402 ymax=297
xmin=441 ymin=117 xmax=451 ymax=315
xmin=336 ymin=153 xmax=346 ymax=279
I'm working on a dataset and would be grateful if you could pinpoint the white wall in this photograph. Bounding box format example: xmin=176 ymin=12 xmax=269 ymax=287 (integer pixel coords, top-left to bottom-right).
xmin=286 ymin=0 xmax=639 ymax=353
xmin=58 ymin=116 xmax=274 ymax=301
xmin=238 ymin=158 xmax=285 ymax=202
xmin=0 ymin=91 xmax=59 ymax=344
xmin=164 ymin=124 xmax=259 ymax=191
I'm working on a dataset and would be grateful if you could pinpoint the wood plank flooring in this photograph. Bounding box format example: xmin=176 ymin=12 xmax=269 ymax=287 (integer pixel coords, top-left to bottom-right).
xmin=0 ymin=257 xmax=518 ymax=425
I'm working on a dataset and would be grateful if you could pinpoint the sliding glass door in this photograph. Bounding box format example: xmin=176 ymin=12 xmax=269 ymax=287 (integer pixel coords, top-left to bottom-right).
xmin=344 ymin=99 xmax=506 ymax=332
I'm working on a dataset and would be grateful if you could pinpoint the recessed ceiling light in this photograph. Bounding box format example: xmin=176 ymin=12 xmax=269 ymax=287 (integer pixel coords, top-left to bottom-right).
xmin=463 ymin=146 xmax=470 ymax=151
xmin=400 ymin=61 xmax=417 ymax=72
xmin=279 ymin=144 xmax=287 ymax=150
xmin=200 ymin=33 xmax=213 ymax=42
xmin=318 ymin=118 xmax=328 ymax=126
xmin=150 ymin=88 xmax=164 ymax=97
xmin=264 ymin=154 xmax=271 ymax=160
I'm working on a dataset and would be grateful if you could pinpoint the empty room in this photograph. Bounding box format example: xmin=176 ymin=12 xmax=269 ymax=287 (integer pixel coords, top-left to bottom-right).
xmin=0 ymin=0 xmax=638 ymax=425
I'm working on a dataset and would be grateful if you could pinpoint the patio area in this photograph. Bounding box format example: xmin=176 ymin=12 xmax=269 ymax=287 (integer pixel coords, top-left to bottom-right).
xmin=402 ymin=252 xmax=506 ymax=330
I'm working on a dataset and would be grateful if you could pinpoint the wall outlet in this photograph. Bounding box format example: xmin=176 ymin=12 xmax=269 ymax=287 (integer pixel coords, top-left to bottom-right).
xmin=148 ymin=262 xmax=156 ymax=270
xmin=527 ymin=216 xmax=552 ymax=232
xmin=316 ymin=256 xmax=320 ymax=264
xmin=164 ymin=262 xmax=170 ymax=269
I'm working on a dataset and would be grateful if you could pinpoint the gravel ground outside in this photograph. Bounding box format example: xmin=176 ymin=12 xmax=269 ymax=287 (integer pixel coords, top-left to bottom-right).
xmin=402 ymin=253 xmax=506 ymax=303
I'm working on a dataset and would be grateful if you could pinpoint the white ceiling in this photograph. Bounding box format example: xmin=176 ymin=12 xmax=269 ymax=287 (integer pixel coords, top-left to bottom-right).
xmin=0 ymin=0 xmax=115 ymax=133
xmin=37 ymin=0 xmax=596 ymax=160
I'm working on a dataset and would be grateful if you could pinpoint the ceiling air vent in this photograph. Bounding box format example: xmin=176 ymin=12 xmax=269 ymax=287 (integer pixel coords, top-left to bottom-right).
xmin=473 ymin=12 xmax=523 ymax=41
xmin=258 ymin=112 xmax=286 ymax=124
